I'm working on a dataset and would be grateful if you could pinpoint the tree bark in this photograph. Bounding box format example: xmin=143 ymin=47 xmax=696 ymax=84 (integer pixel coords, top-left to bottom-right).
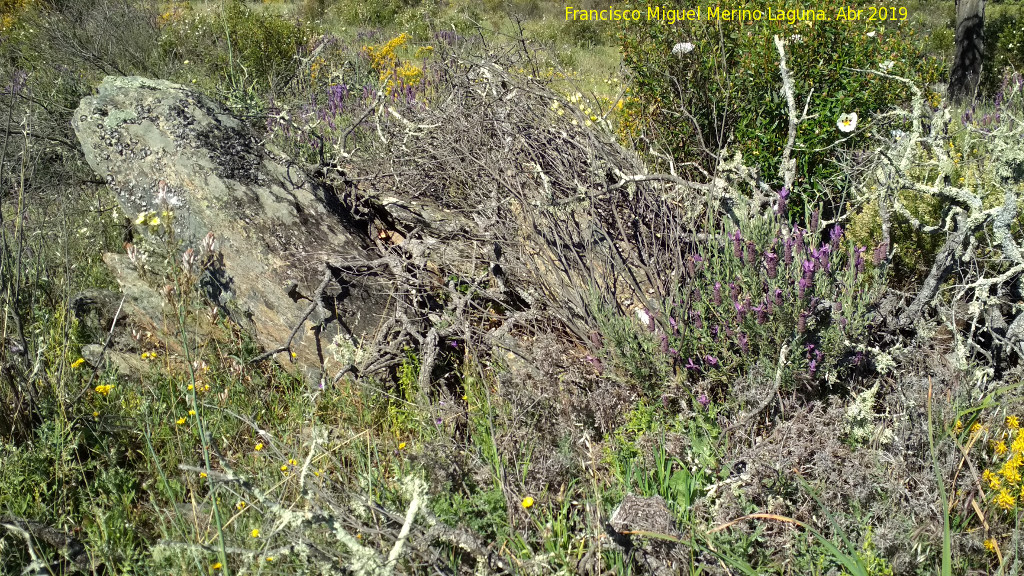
xmin=948 ymin=0 xmax=986 ymax=103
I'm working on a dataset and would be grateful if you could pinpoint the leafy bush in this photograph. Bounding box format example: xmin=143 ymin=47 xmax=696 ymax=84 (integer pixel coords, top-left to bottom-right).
xmin=983 ymin=8 xmax=1024 ymax=96
xmin=617 ymin=0 xmax=944 ymax=207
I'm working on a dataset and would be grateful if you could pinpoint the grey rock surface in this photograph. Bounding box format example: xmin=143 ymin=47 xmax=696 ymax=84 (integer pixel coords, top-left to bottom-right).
xmin=72 ymin=76 xmax=388 ymax=378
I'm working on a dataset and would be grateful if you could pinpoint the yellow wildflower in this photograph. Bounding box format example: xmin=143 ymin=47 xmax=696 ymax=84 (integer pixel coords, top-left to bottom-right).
xmin=398 ymin=442 xmax=406 ymax=450
xmin=1008 ymin=415 xmax=1020 ymax=430
xmin=200 ymin=472 xmax=207 ymax=478
xmin=993 ymin=440 xmax=1008 ymax=456
xmin=92 ymin=411 xmax=99 ymax=418
xmin=176 ymin=417 xmax=186 ymax=425
xmin=255 ymin=442 xmax=263 ymax=451
xmin=211 ymin=562 xmax=222 ymax=570
xmin=971 ymin=421 xmax=983 ymax=434
xmin=288 ymin=458 xmax=297 ymax=466
xmin=236 ymin=501 xmax=246 ymax=510
xmin=521 ymin=496 xmax=534 ymax=508
xmin=984 ymin=469 xmax=1002 ymax=490
xmin=952 ymin=420 xmax=963 ymax=434
xmin=280 ymin=464 xmax=288 ymax=472
xmin=985 ymin=538 xmax=997 ymax=553
xmin=188 ymin=409 xmax=196 ymax=416
xmin=71 ymin=358 xmax=85 ymax=369
xmin=149 ymin=216 xmax=161 ymax=227
xmin=1001 ymin=461 xmax=1022 ymax=485
xmin=94 ymin=384 xmax=114 ymax=396
xmin=995 ymin=488 xmax=1016 ymax=510
xmin=266 ymin=556 xmax=274 ymax=562
xmin=135 ymin=212 xmax=148 ymax=225
xmin=251 ymin=529 xmax=260 ymax=538
xmin=1012 ymin=434 xmax=1024 ymax=454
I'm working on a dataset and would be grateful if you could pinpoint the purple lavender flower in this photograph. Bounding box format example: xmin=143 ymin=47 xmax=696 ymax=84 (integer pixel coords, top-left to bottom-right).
xmin=660 ymin=334 xmax=669 ymax=354
xmin=713 ymin=282 xmax=722 ymax=305
xmin=753 ymin=304 xmax=767 ymax=324
xmin=765 ymin=251 xmax=779 ymax=278
xmin=690 ymin=309 xmax=704 ymax=329
xmin=704 ymin=355 xmax=719 ymax=367
xmin=669 ymin=316 xmax=678 ymax=332
xmin=872 ymin=241 xmax=888 ymax=265
xmin=731 ymin=230 xmax=744 ymax=259
xmin=829 ymin=224 xmax=843 ymax=246
xmin=809 ymin=210 xmax=820 ymax=233
xmin=784 ymin=238 xmax=794 ymax=266
xmin=697 ymin=393 xmax=710 ymax=407
xmin=797 ymin=311 xmax=808 ymax=333
xmin=798 ymin=277 xmax=812 ymax=299
xmin=776 ymin=187 xmax=790 ymax=216
xmin=734 ymin=302 xmax=746 ymax=322
xmin=738 ymin=332 xmax=749 ymax=354
xmin=730 ymin=282 xmax=741 ymax=303
xmin=854 ymin=246 xmax=866 ymax=274
xmin=774 ymin=288 xmax=784 ymax=306
xmin=801 ymin=260 xmax=816 ymax=278
xmin=745 ymin=241 xmax=758 ymax=266
xmin=685 ymin=357 xmax=699 ymax=370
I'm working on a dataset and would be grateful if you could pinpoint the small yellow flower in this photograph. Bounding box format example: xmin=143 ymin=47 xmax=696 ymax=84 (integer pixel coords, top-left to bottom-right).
xmin=985 ymin=538 xmax=997 ymax=553
xmin=398 ymin=442 xmax=406 ymax=450
xmin=1008 ymin=415 xmax=1020 ymax=430
xmin=993 ymin=440 xmax=1008 ymax=456
xmin=266 ymin=556 xmax=274 ymax=562
xmin=200 ymin=472 xmax=207 ymax=478
xmin=236 ymin=501 xmax=246 ymax=510
xmin=176 ymin=417 xmax=186 ymax=425
xmin=92 ymin=411 xmax=99 ymax=418
xmin=984 ymin=469 xmax=1002 ymax=490
xmin=995 ymin=488 xmax=1016 ymax=510
xmin=521 ymin=496 xmax=534 ymax=509
xmin=255 ymin=442 xmax=264 ymax=451
xmin=251 ymin=529 xmax=260 ymax=538
xmin=290 ymin=351 xmax=297 ymax=359
xmin=952 ymin=420 xmax=964 ymax=434
xmin=94 ymin=384 xmax=114 ymax=396
xmin=288 ymin=458 xmax=297 ymax=466
xmin=280 ymin=464 xmax=288 ymax=472
xmin=71 ymin=358 xmax=85 ymax=369
xmin=135 ymin=212 xmax=148 ymax=225
xmin=971 ymin=422 xmax=983 ymax=434
xmin=211 ymin=562 xmax=222 ymax=570
xmin=1012 ymin=434 xmax=1024 ymax=454
xmin=187 ymin=384 xmax=194 ymax=391
xmin=188 ymin=409 xmax=196 ymax=416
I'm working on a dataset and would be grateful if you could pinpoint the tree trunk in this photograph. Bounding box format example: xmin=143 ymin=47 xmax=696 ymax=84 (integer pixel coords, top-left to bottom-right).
xmin=948 ymin=0 xmax=986 ymax=103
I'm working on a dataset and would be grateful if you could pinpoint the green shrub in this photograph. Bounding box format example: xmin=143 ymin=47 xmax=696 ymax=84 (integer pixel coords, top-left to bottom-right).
xmin=617 ymin=0 xmax=944 ymax=207
xmin=983 ymin=8 xmax=1024 ymax=96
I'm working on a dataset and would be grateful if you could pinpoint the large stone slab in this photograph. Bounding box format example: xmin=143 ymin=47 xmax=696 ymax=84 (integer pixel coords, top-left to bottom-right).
xmin=72 ymin=76 xmax=387 ymax=379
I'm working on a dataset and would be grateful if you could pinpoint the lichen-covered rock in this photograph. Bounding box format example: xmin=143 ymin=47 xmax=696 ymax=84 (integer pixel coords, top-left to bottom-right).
xmin=72 ymin=76 xmax=387 ymax=380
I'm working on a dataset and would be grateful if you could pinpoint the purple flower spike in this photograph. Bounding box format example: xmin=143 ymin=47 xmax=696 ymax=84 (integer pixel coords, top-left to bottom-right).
xmin=704 ymin=355 xmax=719 ymax=367
xmin=690 ymin=309 xmax=704 ymax=329
xmin=660 ymin=334 xmax=669 ymax=354
xmin=765 ymin=251 xmax=779 ymax=278
xmin=776 ymin=187 xmax=790 ymax=216
xmin=829 ymin=224 xmax=843 ymax=246
xmin=798 ymin=277 xmax=812 ymax=299
xmin=731 ymin=230 xmax=744 ymax=259
xmin=697 ymin=393 xmax=710 ymax=407
xmin=810 ymin=210 xmax=820 ymax=233
xmin=738 ymin=332 xmax=749 ymax=354
xmin=797 ymin=311 xmax=808 ymax=333
xmin=872 ymin=242 xmax=888 ymax=265
xmin=774 ymin=288 xmax=784 ymax=306
xmin=686 ymin=357 xmax=699 ymax=370
xmin=730 ymin=282 xmax=741 ymax=303
xmin=713 ymin=282 xmax=722 ymax=305
xmin=669 ymin=316 xmax=678 ymax=331
xmin=753 ymin=304 xmax=767 ymax=324
xmin=745 ymin=241 xmax=758 ymax=266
